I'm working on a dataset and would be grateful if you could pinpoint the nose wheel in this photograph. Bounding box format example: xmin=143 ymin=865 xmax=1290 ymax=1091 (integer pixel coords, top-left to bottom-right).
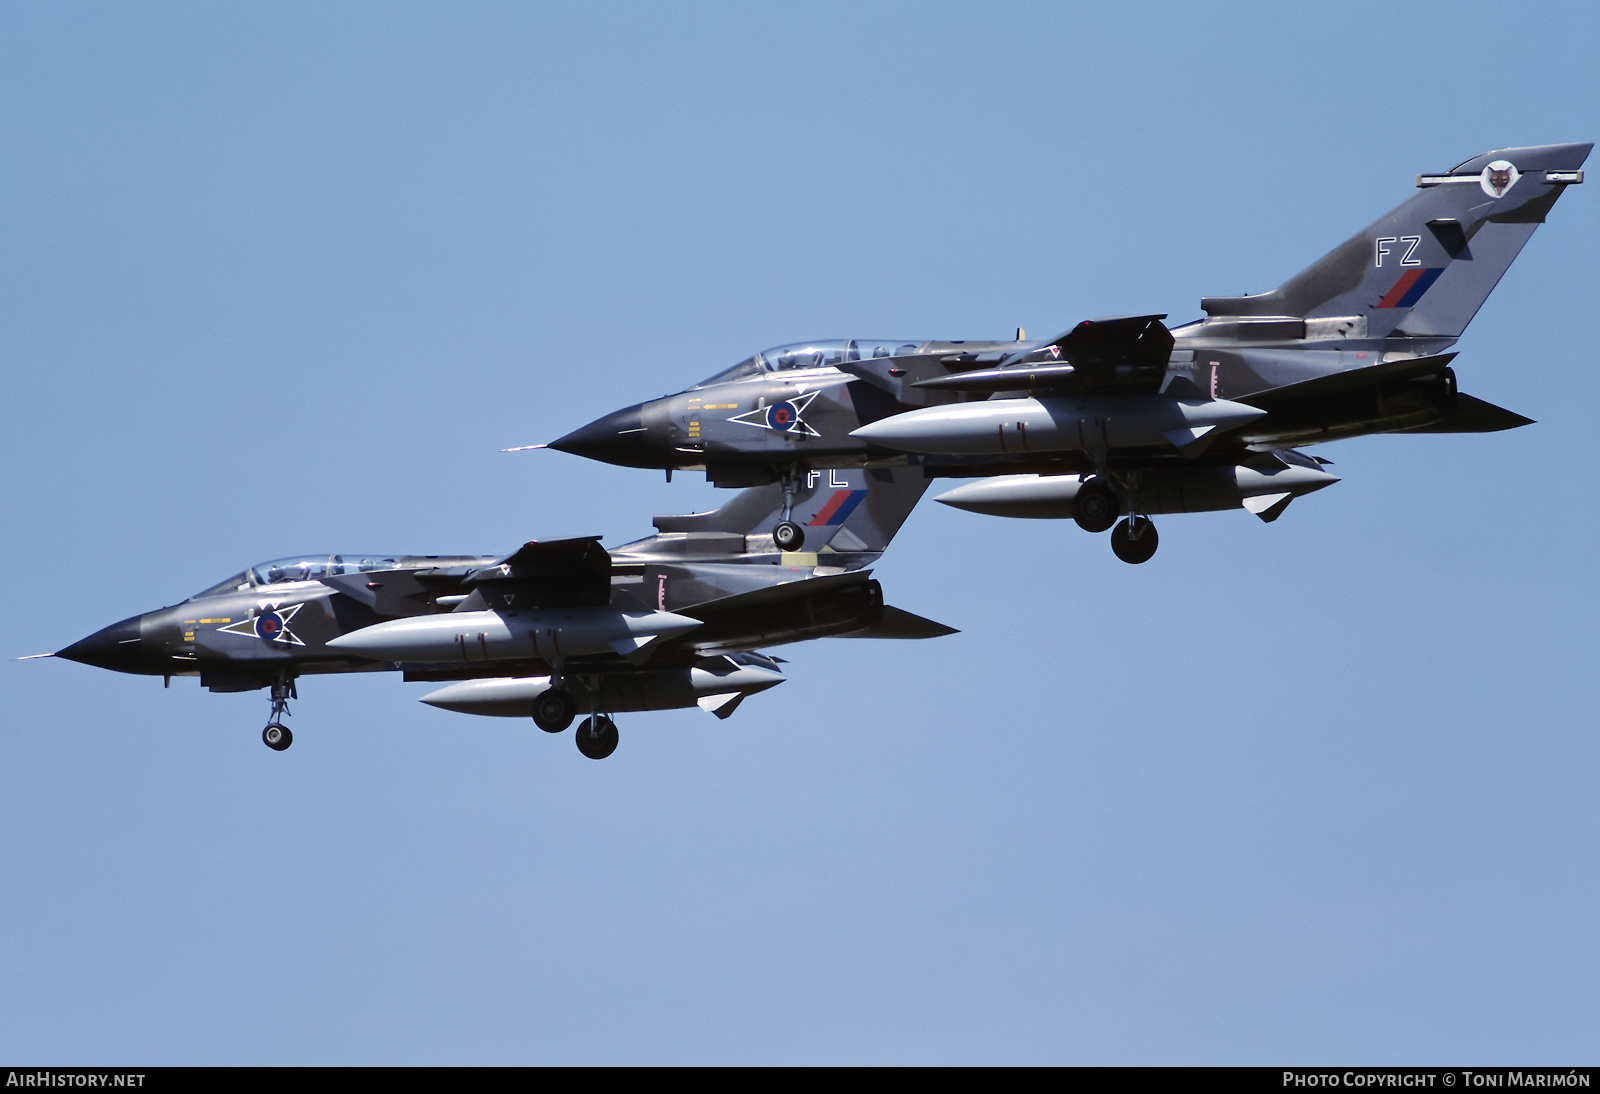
xmin=1110 ymin=517 xmax=1159 ymax=563
xmin=772 ymin=467 xmax=808 ymax=550
xmin=261 ymin=676 xmax=297 ymax=751
xmin=774 ymin=521 xmax=805 ymax=550
xmin=575 ymin=715 xmax=619 ymax=759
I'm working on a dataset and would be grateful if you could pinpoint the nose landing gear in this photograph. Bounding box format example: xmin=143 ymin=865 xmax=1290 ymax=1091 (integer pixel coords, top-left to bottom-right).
xmin=262 ymin=676 xmax=296 ymax=751
xmin=774 ymin=521 xmax=805 ymax=551
xmin=773 ymin=467 xmax=807 ymax=550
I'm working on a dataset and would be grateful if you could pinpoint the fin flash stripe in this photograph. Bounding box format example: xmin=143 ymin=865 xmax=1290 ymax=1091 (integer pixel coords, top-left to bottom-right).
xmin=1377 ymin=267 xmax=1444 ymax=309
xmin=809 ymin=489 xmax=867 ymax=526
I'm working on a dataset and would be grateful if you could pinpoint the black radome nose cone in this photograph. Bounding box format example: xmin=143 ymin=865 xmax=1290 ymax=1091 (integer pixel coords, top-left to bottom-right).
xmin=56 ymin=614 xmax=147 ymax=673
xmin=548 ymin=403 xmax=663 ymax=468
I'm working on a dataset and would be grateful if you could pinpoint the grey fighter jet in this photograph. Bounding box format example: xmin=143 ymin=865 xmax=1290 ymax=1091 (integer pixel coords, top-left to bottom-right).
xmin=543 ymin=143 xmax=1588 ymax=563
xmin=48 ymin=468 xmax=951 ymax=758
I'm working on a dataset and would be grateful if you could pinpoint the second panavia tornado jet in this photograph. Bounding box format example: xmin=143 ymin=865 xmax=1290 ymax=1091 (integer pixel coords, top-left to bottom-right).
xmin=46 ymin=468 xmax=951 ymax=759
xmin=542 ymin=143 xmax=1588 ymax=563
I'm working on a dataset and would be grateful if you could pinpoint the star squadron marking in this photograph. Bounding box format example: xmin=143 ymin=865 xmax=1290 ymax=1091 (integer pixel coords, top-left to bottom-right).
xmin=727 ymin=391 xmax=822 ymax=437
xmin=218 ymin=603 xmax=307 ymax=647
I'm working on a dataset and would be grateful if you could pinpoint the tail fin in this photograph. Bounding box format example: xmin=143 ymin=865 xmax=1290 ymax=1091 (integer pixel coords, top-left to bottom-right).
xmin=651 ymin=467 xmax=930 ymax=559
xmin=1200 ymin=143 xmax=1590 ymax=342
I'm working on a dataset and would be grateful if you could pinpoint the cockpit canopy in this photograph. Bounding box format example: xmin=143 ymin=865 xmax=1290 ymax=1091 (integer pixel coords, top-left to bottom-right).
xmin=692 ymin=339 xmax=922 ymax=388
xmin=189 ymin=554 xmax=406 ymax=600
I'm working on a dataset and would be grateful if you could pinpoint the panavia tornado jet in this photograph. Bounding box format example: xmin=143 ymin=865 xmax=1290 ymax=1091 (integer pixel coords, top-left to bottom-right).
xmin=46 ymin=468 xmax=950 ymax=759
xmin=542 ymin=143 xmax=1588 ymax=563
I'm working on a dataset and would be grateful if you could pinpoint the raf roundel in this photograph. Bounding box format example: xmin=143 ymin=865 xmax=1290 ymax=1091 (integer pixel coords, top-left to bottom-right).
xmin=766 ymin=401 xmax=798 ymax=431
xmin=255 ymin=611 xmax=285 ymax=641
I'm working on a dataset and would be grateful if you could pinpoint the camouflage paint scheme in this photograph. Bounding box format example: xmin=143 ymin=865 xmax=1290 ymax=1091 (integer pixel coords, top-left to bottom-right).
xmin=545 ymin=144 xmax=1589 ymax=560
xmin=53 ymin=467 xmax=951 ymax=755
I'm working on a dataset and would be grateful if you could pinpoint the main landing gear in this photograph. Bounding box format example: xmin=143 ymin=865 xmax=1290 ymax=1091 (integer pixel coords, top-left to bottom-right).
xmin=773 ymin=467 xmax=806 ymax=551
xmin=1074 ymin=474 xmax=1160 ymax=564
xmin=262 ymin=676 xmax=296 ymax=751
xmin=575 ymin=715 xmax=619 ymax=760
xmin=1110 ymin=516 xmax=1159 ymax=564
xmin=1072 ymin=478 xmax=1120 ymax=534
xmin=532 ymin=686 xmax=576 ymax=732
xmin=531 ymin=677 xmax=621 ymax=758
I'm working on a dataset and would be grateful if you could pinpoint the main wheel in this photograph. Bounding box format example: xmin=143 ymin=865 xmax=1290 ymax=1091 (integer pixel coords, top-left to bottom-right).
xmin=263 ymin=723 xmax=293 ymax=751
xmin=575 ymin=715 xmax=619 ymax=760
xmin=532 ymin=687 xmax=576 ymax=733
xmin=1110 ymin=517 xmax=1159 ymax=564
xmin=1072 ymin=479 xmax=1120 ymax=533
xmin=774 ymin=520 xmax=805 ymax=550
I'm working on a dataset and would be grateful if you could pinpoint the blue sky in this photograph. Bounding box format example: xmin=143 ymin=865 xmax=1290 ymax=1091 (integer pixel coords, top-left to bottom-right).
xmin=3 ymin=1 xmax=1597 ymax=1064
